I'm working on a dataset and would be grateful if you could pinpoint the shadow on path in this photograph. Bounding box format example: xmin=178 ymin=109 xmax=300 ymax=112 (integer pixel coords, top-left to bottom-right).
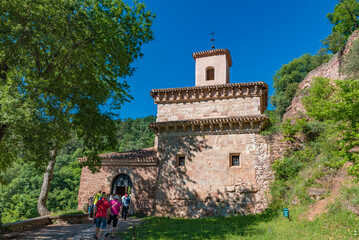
xmin=11 ymin=218 xmax=142 ymax=240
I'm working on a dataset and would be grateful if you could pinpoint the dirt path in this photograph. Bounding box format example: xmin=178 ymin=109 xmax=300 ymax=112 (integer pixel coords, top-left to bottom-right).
xmin=10 ymin=218 xmax=142 ymax=240
xmin=307 ymin=165 xmax=351 ymax=221
xmin=73 ymin=218 xmax=143 ymax=240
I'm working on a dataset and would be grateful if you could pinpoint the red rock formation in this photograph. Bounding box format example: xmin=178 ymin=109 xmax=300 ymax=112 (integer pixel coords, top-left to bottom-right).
xmin=283 ymin=30 xmax=359 ymax=120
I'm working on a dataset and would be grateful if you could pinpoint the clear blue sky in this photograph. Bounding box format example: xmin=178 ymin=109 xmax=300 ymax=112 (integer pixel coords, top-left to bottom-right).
xmin=118 ymin=0 xmax=338 ymax=119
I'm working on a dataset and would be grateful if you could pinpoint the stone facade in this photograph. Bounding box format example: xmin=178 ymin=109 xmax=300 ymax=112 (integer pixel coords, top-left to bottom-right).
xmin=154 ymin=133 xmax=272 ymax=217
xmin=78 ymin=48 xmax=275 ymax=217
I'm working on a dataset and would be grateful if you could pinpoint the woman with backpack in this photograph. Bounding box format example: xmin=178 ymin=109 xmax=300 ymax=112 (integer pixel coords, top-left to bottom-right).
xmin=105 ymin=195 xmax=122 ymax=238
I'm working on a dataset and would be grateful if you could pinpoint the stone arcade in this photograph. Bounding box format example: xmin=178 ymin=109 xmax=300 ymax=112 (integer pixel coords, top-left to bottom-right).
xmin=78 ymin=48 xmax=273 ymax=217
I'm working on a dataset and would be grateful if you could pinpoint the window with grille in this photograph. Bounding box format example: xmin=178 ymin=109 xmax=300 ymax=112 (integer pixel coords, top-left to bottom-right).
xmin=230 ymin=154 xmax=240 ymax=167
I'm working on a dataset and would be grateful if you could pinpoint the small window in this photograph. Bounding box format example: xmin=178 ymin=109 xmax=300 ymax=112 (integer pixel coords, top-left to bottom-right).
xmin=177 ymin=155 xmax=185 ymax=167
xmin=230 ymin=154 xmax=240 ymax=167
xmin=206 ymin=67 xmax=214 ymax=80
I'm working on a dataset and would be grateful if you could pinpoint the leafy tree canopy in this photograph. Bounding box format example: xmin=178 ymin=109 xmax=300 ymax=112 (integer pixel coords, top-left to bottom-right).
xmin=323 ymin=0 xmax=359 ymax=53
xmin=0 ymin=0 xmax=155 ymax=171
xmin=270 ymin=51 xmax=331 ymax=118
xmin=0 ymin=0 xmax=155 ymax=215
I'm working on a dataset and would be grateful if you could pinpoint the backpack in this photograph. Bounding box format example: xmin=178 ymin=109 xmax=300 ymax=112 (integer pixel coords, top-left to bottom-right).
xmin=123 ymin=197 xmax=130 ymax=206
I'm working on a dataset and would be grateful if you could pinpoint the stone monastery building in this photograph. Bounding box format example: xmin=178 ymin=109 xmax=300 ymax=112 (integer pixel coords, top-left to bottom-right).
xmin=78 ymin=48 xmax=273 ymax=217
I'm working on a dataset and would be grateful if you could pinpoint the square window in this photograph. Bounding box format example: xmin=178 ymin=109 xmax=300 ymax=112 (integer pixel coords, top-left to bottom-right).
xmin=176 ymin=155 xmax=185 ymax=167
xmin=230 ymin=154 xmax=240 ymax=167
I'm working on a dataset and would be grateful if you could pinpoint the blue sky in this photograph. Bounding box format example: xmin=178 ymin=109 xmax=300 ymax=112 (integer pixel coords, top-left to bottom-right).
xmin=119 ymin=0 xmax=338 ymax=119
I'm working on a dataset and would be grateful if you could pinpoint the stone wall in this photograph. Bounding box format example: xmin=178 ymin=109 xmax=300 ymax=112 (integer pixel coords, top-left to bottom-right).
xmin=2 ymin=214 xmax=89 ymax=234
xmin=154 ymin=133 xmax=272 ymax=217
xmin=284 ymin=30 xmax=359 ymax=120
xmin=157 ymin=97 xmax=262 ymax=122
xmin=77 ymin=166 xmax=158 ymax=215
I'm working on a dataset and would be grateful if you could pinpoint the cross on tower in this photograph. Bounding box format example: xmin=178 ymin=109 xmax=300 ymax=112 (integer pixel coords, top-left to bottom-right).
xmin=209 ymin=31 xmax=216 ymax=49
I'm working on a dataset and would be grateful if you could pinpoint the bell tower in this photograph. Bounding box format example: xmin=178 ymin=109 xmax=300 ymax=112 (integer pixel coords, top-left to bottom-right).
xmin=192 ymin=49 xmax=232 ymax=86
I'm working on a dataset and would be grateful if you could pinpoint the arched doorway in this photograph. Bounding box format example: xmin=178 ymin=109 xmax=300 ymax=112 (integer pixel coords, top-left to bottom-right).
xmin=111 ymin=174 xmax=132 ymax=197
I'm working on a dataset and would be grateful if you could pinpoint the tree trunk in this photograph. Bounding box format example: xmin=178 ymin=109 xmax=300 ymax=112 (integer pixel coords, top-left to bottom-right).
xmin=37 ymin=143 xmax=58 ymax=216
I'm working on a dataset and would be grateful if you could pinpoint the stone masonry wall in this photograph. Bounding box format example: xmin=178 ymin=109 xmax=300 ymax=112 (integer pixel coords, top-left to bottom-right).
xmin=78 ymin=166 xmax=158 ymax=215
xmin=154 ymin=133 xmax=271 ymax=217
xmin=157 ymin=97 xmax=262 ymax=122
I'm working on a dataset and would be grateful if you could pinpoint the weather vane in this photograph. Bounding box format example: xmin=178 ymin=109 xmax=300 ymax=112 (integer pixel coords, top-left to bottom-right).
xmin=209 ymin=31 xmax=216 ymax=49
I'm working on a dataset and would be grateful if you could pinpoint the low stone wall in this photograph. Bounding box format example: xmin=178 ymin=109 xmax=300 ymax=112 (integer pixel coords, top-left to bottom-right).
xmin=2 ymin=214 xmax=89 ymax=234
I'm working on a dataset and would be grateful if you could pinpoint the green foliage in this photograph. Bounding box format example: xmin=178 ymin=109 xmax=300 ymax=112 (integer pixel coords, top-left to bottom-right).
xmin=0 ymin=0 xmax=155 ymax=173
xmin=304 ymin=77 xmax=359 ymax=179
xmin=323 ymin=0 xmax=359 ymax=53
xmin=260 ymin=110 xmax=281 ymax=136
xmin=270 ymin=118 xmax=343 ymax=209
xmin=0 ymin=150 xmax=81 ymax=223
xmin=115 ymin=116 xmax=156 ymax=152
xmin=270 ymin=52 xmax=331 ymax=118
xmin=341 ymin=185 xmax=359 ymax=206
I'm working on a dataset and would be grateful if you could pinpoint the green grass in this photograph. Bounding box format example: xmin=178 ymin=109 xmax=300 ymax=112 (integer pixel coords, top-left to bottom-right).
xmin=49 ymin=209 xmax=84 ymax=216
xmin=120 ymin=204 xmax=359 ymax=240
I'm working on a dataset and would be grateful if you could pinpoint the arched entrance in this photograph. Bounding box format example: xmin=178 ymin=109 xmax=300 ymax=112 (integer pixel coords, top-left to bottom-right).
xmin=111 ymin=174 xmax=132 ymax=197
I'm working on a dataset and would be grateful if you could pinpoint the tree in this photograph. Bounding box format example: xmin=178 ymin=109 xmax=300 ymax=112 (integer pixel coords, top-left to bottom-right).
xmin=303 ymin=77 xmax=359 ymax=180
xmin=323 ymin=0 xmax=359 ymax=53
xmin=0 ymin=0 xmax=154 ymax=215
xmin=270 ymin=51 xmax=331 ymax=118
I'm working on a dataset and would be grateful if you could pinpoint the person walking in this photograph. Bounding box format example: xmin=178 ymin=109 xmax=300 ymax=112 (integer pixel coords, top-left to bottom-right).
xmin=93 ymin=190 xmax=102 ymax=205
xmin=121 ymin=194 xmax=130 ymax=220
xmin=105 ymin=195 xmax=121 ymax=238
xmin=93 ymin=192 xmax=110 ymax=240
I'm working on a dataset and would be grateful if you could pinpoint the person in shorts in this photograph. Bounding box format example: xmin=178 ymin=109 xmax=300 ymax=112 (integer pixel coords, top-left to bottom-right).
xmin=105 ymin=195 xmax=122 ymax=238
xmin=93 ymin=192 xmax=110 ymax=239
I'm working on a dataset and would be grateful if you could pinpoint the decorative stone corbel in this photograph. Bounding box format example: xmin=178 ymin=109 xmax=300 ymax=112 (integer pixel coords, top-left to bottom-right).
xmin=182 ymin=124 xmax=186 ymax=132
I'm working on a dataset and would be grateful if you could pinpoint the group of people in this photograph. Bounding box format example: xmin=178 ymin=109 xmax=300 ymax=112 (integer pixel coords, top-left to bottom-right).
xmin=89 ymin=190 xmax=131 ymax=239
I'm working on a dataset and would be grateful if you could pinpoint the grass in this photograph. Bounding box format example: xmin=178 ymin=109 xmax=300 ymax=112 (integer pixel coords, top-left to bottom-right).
xmin=119 ymin=204 xmax=359 ymax=240
xmin=49 ymin=209 xmax=84 ymax=216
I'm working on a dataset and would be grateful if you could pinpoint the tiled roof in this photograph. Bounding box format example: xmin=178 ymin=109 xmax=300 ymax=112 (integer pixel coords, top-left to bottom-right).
xmin=98 ymin=147 xmax=158 ymax=160
xmin=192 ymin=49 xmax=232 ymax=67
xmin=78 ymin=147 xmax=158 ymax=162
xmin=149 ymin=115 xmax=268 ymax=127
xmin=150 ymin=81 xmax=267 ymax=93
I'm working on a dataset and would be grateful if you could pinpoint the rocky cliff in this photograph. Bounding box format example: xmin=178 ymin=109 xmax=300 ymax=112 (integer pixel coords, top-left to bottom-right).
xmin=283 ymin=30 xmax=359 ymax=120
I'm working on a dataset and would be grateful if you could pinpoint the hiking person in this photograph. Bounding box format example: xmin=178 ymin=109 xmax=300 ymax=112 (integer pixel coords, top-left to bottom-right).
xmin=105 ymin=195 xmax=122 ymax=238
xmin=93 ymin=190 xmax=102 ymax=205
xmin=88 ymin=196 xmax=94 ymax=218
xmin=121 ymin=194 xmax=130 ymax=220
xmin=93 ymin=192 xmax=110 ymax=240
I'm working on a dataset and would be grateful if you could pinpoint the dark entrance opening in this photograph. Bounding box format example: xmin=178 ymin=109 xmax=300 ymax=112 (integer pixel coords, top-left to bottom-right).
xmin=111 ymin=174 xmax=132 ymax=197
xmin=116 ymin=186 xmax=128 ymax=196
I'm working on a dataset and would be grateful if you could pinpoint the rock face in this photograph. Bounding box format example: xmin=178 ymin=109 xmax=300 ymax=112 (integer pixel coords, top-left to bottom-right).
xmin=283 ymin=30 xmax=359 ymax=120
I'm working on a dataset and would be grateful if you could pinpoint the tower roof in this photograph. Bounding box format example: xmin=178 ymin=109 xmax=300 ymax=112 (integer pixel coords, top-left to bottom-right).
xmin=192 ymin=49 xmax=232 ymax=67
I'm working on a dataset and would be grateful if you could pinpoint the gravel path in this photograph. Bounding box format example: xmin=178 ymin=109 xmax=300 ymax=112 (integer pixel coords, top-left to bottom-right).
xmin=10 ymin=218 xmax=143 ymax=240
